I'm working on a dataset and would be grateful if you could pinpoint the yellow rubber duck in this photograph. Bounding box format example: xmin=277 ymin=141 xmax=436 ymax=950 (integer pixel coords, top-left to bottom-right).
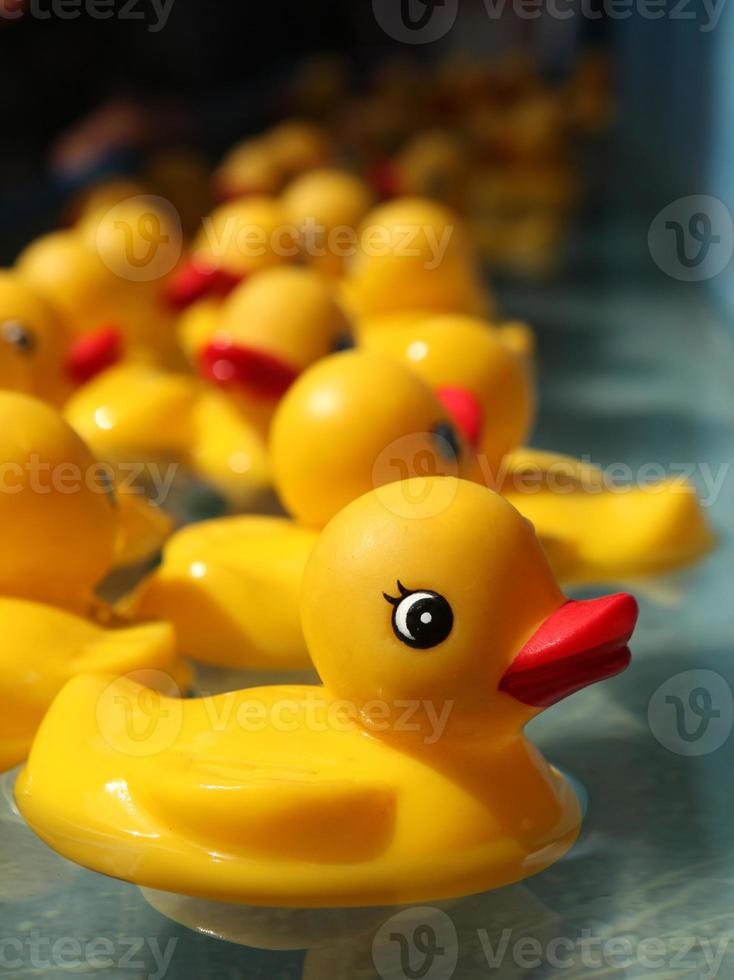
xmin=360 ymin=316 xmax=712 ymax=581
xmin=0 ymin=270 xmax=74 ymax=407
xmin=133 ymin=350 xmax=474 ymax=668
xmin=17 ymin=204 xmax=181 ymax=371
xmin=361 ymin=314 xmax=536 ymax=483
xmin=343 ymin=198 xmax=493 ymax=321
xmin=214 ymin=121 xmax=330 ymax=202
xmin=65 ymin=267 xmax=350 ymax=511
xmin=63 ymin=362 xmax=271 ymax=512
xmin=0 ymin=392 xmax=185 ymax=770
xmin=16 ymin=477 xmax=637 ymax=906
xmin=166 ymin=196 xmax=291 ymax=310
xmin=193 ymin=266 xmax=353 ymax=415
xmin=280 ymin=169 xmax=373 ymax=277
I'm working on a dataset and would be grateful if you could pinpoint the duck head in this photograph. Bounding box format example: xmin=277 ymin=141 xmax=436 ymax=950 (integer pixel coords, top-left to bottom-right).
xmin=280 ymin=168 xmax=373 ymax=277
xmin=166 ymin=197 xmax=291 ymax=309
xmin=270 ymin=349 xmax=475 ymax=529
xmin=362 ymin=314 xmax=536 ymax=483
xmin=16 ymin=229 xmax=167 ymax=371
xmin=0 ymin=271 xmax=74 ymax=406
xmin=197 ymin=266 xmax=351 ymax=405
xmin=0 ymin=392 xmax=117 ymax=608
xmin=346 ymin=197 xmax=492 ymax=319
xmin=302 ymin=477 xmax=637 ymax=739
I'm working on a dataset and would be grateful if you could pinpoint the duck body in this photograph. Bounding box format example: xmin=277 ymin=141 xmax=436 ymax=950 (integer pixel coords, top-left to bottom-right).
xmin=18 ymin=478 xmax=635 ymax=905
xmin=133 ymin=516 xmax=315 ymax=669
xmin=16 ymin=674 xmax=579 ymax=906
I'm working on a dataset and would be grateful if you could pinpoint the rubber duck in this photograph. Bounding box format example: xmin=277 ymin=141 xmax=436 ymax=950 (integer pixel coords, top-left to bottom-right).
xmin=343 ymin=198 xmax=493 ymax=321
xmin=375 ymin=130 xmax=470 ymax=209
xmin=361 ymin=317 xmax=713 ymax=582
xmin=361 ymin=314 xmax=536 ymax=483
xmin=166 ymin=197 xmax=291 ymax=310
xmin=63 ymin=362 xmax=271 ymax=512
xmin=195 ymin=266 xmax=353 ymax=419
xmin=213 ymin=121 xmax=330 ymax=203
xmin=64 ymin=268 xmax=348 ymax=513
xmin=0 ymin=392 xmax=185 ymax=769
xmin=133 ymin=350 xmax=473 ymax=668
xmin=17 ymin=211 xmax=181 ymax=371
xmin=280 ymin=169 xmax=373 ymax=277
xmin=16 ymin=477 xmax=637 ymax=906
xmin=0 ymin=270 xmax=74 ymax=406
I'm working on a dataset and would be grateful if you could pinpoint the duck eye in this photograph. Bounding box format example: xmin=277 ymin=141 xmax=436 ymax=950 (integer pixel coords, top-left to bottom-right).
xmin=332 ymin=332 xmax=354 ymax=352
xmin=384 ymin=583 xmax=453 ymax=650
xmin=431 ymin=421 xmax=460 ymax=461
xmin=2 ymin=319 xmax=35 ymax=354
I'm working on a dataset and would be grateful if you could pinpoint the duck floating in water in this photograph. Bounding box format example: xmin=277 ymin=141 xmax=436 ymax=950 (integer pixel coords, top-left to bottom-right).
xmin=0 ymin=392 xmax=185 ymax=770
xmin=133 ymin=349 xmax=471 ymax=669
xmin=16 ymin=477 xmax=637 ymax=906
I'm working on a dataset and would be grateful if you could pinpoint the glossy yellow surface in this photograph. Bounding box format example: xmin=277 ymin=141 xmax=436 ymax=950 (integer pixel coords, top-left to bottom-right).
xmin=271 ymin=349 xmax=472 ymax=528
xmin=17 ymin=479 xmax=581 ymax=906
xmin=0 ymin=599 xmax=180 ymax=771
xmin=0 ymin=392 xmax=186 ymax=769
xmin=345 ymin=198 xmax=493 ymax=318
xmin=362 ymin=314 xmax=536 ymax=481
xmin=134 ymin=516 xmax=316 ymax=668
xmin=0 ymin=271 xmax=73 ymax=406
xmin=136 ymin=350 xmax=470 ymax=667
xmin=501 ymin=449 xmax=715 ymax=581
xmin=0 ymin=391 xmax=117 ymax=609
xmin=63 ymin=363 xmax=270 ymax=509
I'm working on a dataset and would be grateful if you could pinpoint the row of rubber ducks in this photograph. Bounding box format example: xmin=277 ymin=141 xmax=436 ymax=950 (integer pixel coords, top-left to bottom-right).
xmin=216 ymin=49 xmax=614 ymax=275
xmin=0 ymin=59 xmax=714 ymax=908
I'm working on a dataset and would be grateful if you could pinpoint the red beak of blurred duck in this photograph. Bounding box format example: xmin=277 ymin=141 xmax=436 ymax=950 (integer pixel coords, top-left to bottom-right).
xmin=166 ymin=260 xmax=243 ymax=310
xmin=65 ymin=326 xmax=123 ymax=385
xmin=436 ymin=385 xmax=482 ymax=449
xmin=199 ymin=339 xmax=299 ymax=400
xmin=499 ymin=593 xmax=638 ymax=708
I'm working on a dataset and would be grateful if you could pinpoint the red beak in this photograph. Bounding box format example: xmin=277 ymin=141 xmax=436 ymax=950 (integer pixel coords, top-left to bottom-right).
xmin=199 ymin=339 xmax=299 ymax=400
xmin=166 ymin=260 xmax=242 ymax=310
xmin=436 ymin=385 xmax=482 ymax=449
xmin=367 ymin=159 xmax=401 ymax=200
xmin=499 ymin=593 xmax=638 ymax=708
xmin=65 ymin=326 xmax=123 ymax=384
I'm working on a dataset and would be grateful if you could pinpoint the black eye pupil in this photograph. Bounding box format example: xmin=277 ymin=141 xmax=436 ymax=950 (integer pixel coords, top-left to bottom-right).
xmin=431 ymin=421 xmax=460 ymax=461
xmin=389 ymin=589 xmax=454 ymax=650
xmin=2 ymin=320 xmax=35 ymax=353
xmin=332 ymin=333 xmax=354 ymax=352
